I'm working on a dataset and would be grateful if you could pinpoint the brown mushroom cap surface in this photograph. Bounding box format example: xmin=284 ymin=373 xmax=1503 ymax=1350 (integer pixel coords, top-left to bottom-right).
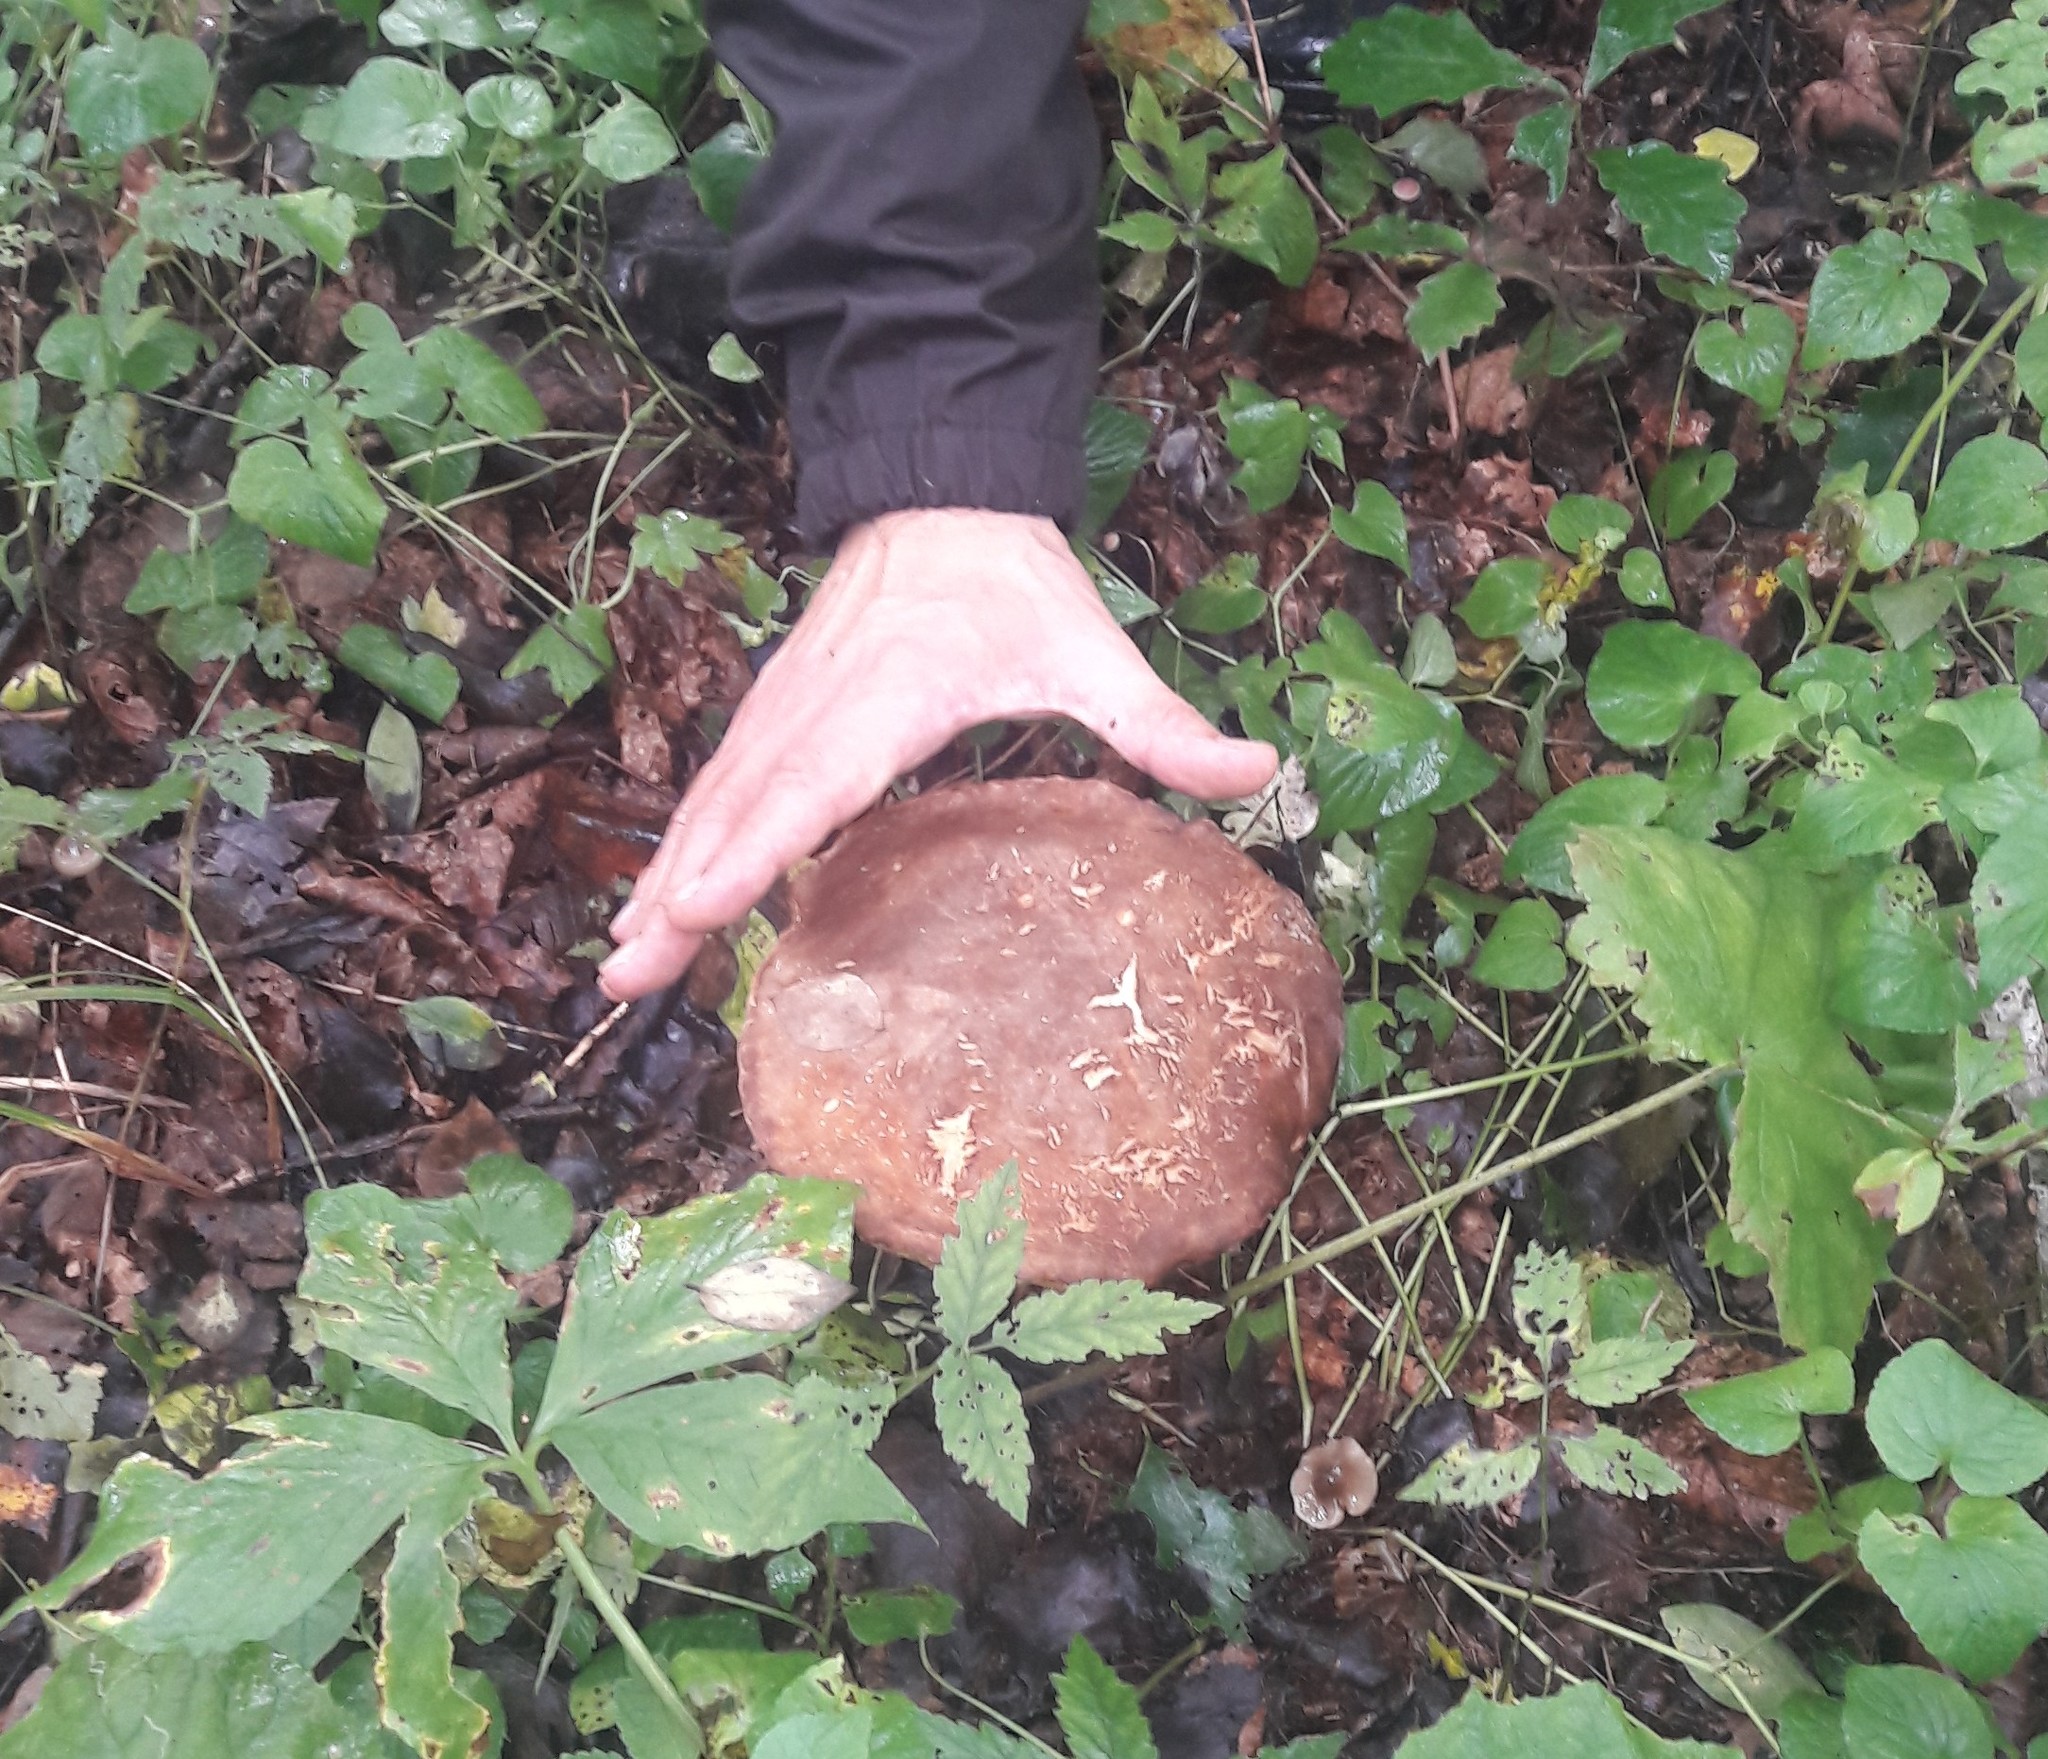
xmin=738 ymin=777 xmax=1343 ymax=1285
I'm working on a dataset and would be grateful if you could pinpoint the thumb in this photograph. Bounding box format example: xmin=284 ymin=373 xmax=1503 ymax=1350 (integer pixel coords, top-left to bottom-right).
xmin=1072 ymin=644 xmax=1279 ymax=801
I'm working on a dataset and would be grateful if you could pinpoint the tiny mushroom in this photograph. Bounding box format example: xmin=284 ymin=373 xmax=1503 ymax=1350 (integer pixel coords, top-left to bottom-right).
xmin=738 ymin=777 xmax=1343 ymax=1286
xmin=1291 ymin=1437 xmax=1379 ymax=1529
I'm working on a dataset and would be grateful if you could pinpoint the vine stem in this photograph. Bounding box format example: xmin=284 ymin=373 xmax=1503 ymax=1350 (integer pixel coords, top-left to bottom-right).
xmin=1884 ymin=269 xmax=2048 ymax=500
xmin=555 ymin=1527 xmax=700 ymax=1744
xmin=1225 ymin=1062 xmax=1738 ymax=1306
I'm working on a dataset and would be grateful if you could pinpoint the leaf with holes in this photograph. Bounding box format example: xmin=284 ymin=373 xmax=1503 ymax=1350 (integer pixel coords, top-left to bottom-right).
xmin=933 ymin=1345 xmax=1031 ymax=1522
xmin=933 ymin=1162 xmax=1026 ymax=1347
xmin=994 ymin=1283 xmax=1217 ymax=1364
xmin=1958 ymin=0 xmax=2048 ymax=192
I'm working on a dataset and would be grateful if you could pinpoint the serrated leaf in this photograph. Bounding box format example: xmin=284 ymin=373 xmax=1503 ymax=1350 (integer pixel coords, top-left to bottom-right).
xmin=1591 ymin=141 xmax=1744 ymax=281
xmin=1587 ymin=0 xmax=1726 ymax=89
xmin=1681 ymin=1349 xmax=1854 ymax=1454
xmin=632 ymin=509 xmax=741 ymax=583
xmin=1865 ymin=1338 xmax=2048 ymax=1493
xmin=933 ymin=1162 xmax=1025 ymax=1347
xmin=1124 ymin=1442 xmax=1300 ymax=1639
xmin=0 ymin=1640 xmax=387 ymax=1759
xmin=551 ymin=1375 xmax=919 ymax=1555
xmin=1320 ymin=7 xmax=1543 ymax=116
xmin=1512 ymin=1244 xmax=1586 ymax=1343
xmin=1959 ymin=0 xmax=2048 ymax=193
xmin=933 ymin=1346 xmax=1031 ymax=1522
xmin=1556 ymin=1425 xmax=1686 ymax=1497
xmin=56 ymin=392 xmax=140 ymax=543
xmin=1053 ymin=1637 xmax=1158 ymax=1759
xmin=1206 ymin=149 xmax=1319 ymax=287
xmin=1398 ymin=1440 xmax=1541 ymax=1507
xmin=504 ymin=602 xmax=615 ymax=709
xmin=1406 ymin=261 xmax=1502 ymax=362
xmin=298 ymin=1181 xmax=519 ymax=1439
xmin=1801 ymin=230 xmax=1948 ymax=368
xmin=1564 ymin=1334 xmax=1694 ymax=1407
xmin=997 ymin=1283 xmax=1218 ymax=1363
xmin=1858 ymin=1497 xmax=2048 ymax=1680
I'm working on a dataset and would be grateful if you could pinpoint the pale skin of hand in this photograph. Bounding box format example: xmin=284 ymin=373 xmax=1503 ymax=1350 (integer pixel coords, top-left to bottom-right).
xmin=599 ymin=507 xmax=1279 ymax=1000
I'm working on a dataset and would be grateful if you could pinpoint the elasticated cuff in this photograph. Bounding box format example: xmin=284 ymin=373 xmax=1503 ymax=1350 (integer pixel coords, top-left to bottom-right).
xmin=795 ymin=424 xmax=1087 ymax=548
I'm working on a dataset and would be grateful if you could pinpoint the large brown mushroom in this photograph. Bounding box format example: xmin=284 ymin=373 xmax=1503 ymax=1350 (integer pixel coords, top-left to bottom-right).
xmin=738 ymin=777 xmax=1343 ymax=1285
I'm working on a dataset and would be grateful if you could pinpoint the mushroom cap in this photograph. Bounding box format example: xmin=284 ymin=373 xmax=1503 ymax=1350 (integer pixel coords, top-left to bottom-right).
xmin=738 ymin=777 xmax=1343 ymax=1285
xmin=1291 ymin=1437 xmax=1379 ymax=1529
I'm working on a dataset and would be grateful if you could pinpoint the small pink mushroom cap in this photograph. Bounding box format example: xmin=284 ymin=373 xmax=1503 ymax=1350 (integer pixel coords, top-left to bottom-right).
xmin=738 ymin=778 xmax=1343 ymax=1286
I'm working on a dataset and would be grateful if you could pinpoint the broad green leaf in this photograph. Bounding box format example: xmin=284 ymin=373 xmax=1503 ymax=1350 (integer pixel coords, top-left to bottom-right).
xmin=1959 ymin=0 xmax=2048 ymax=193
xmin=1865 ymin=1338 xmax=2048 ymax=1493
xmin=933 ymin=1162 xmax=1026 ymax=1346
xmin=1921 ymin=434 xmax=2048 ymax=550
xmin=1548 ymin=494 xmax=1632 ymax=557
xmin=1406 ymin=261 xmax=1502 ymax=361
xmin=56 ymin=391 xmax=141 ymax=543
xmin=413 ymin=326 xmax=543 ymax=440
xmin=380 ymin=1472 xmax=492 ymax=1759
xmin=1567 ymin=829 xmax=1899 ymax=1353
xmin=1329 ymin=479 xmax=1409 ymax=571
xmin=1585 ymin=621 xmax=1758 ymax=748
xmin=1721 ymin=688 xmax=1803 ymax=764
xmin=335 ymin=625 xmax=461 ymax=723
xmin=1320 ymin=8 xmax=1543 ymax=116
xmin=20 ymin=1408 xmax=487 ymax=1649
xmin=549 ymin=1375 xmax=919 ymax=1556
xmin=1801 ymin=230 xmax=1948 ymax=368
xmin=1828 ymin=865 xmax=1975 ymax=1034
xmin=126 ymin=520 xmax=269 ymax=617
xmin=1682 ymin=1349 xmax=1854 ymax=1454
xmin=1218 ymin=379 xmax=1314 ymax=512
xmin=1469 ymin=896 xmax=1566 ymax=990
xmin=1510 ymin=101 xmax=1573 ymax=200
xmin=0 ymin=785 xmax=67 ymax=872
xmin=228 ymin=432 xmax=385 ymax=565
xmin=308 ymin=57 xmax=466 ymax=161
xmin=1503 ymin=773 xmax=1669 ymax=897
xmin=1053 ymin=1638 xmax=1158 ymax=1759
xmin=1792 ymin=732 xmax=1942 ymax=861
xmin=840 ymin=1586 xmax=960 ymax=1644
xmin=1563 ymin=1334 xmax=1693 ymax=1407
xmin=299 ymin=1182 xmax=519 ymax=1439
xmin=1695 ymin=303 xmax=1796 ymax=418
xmin=934 ymin=1345 xmax=1031 ymax=1521
xmin=464 ymin=72 xmax=552 ymax=141
xmin=1972 ymin=800 xmax=2048 ymax=992
xmin=1858 ymin=1496 xmax=2048 ymax=1680
xmin=0 ymin=1640 xmax=387 ymax=1759
xmin=1587 ymin=0 xmax=1726 ymax=88
xmin=504 ymin=602 xmax=616 ymax=707
xmin=400 ymin=993 xmax=506 ymax=1073
xmin=68 ymin=26 xmax=211 ymax=158
xmin=996 ymin=1283 xmax=1218 ymax=1364
xmin=614 ymin=1676 xmax=700 ymax=1759
xmin=1647 ymin=447 xmax=1737 ymax=540
xmin=1395 ymin=1680 xmax=1734 ymax=1758
xmin=1399 ymin=1440 xmax=1541 ymax=1507
xmin=1840 ymin=1665 xmax=1995 ymax=1759
xmin=464 ymin=1154 xmax=573 ymax=1272
xmin=1785 ymin=1473 xmax=1922 ymax=1562
xmin=1170 ymin=558 xmax=1267 ymax=634
xmin=582 ymin=92 xmax=680 ymax=183
xmin=1658 ymin=1603 xmax=1819 ymax=1717
xmin=1457 ymin=556 xmax=1549 ymax=638
xmin=1591 ymin=142 xmax=1743 ymax=281
xmin=688 ymin=120 xmax=767 ymax=233
xmin=532 ymin=1177 xmax=856 ymax=1440
xmin=0 ymin=1325 xmax=103 ymax=1440
xmin=380 ymin=0 xmax=498 ymax=50
xmin=1556 ymin=1426 xmax=1686 ymax=1497
xmin=1124 ymin=1442 xmax=1300 ymax=1640
xmin=1206 ymin=149 xmax=1318 ymax=286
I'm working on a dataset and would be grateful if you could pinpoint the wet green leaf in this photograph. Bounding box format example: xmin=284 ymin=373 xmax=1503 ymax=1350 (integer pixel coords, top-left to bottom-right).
xmin=1801 ymin=230 xmax=1949 ymax=368
xmin=229 ymin=430 xmax=385 ymax=565
xmin=1682 ymin=1349 xmax=1854 ymax=1454
xmin=1695 ymin=303 xmax=1796 ymax=418
xmin=1585 ymin=621 xmax=1757 ymax=748
xmin=1406 ymin=261 xmax=1502 ymax=361
xmin=1592 ymin=142 xmax=1744 ymax=280
xmin=335 ymin=625 xmax=459 ymax=723
xmin=68 ymin=26 xmax=211 ymax=159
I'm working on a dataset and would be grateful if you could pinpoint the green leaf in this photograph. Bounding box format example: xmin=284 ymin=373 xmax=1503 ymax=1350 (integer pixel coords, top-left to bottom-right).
xmin=1320 ymin=7 xmax=1543 ymax=117
xmin=1469 ymin=897 xmax=1566 ymax=990
xmin=550 ymin=1375 xmax=918 ymax=1555
xmin=688 ymin=120 xmax=767 ymax=233
xmin=1329 ymin=479 xmax=1409 ymax=571
xmin=1587 ymin=0 xmax=1726 ymax=88
xmin=464 ymin=72 xmax=553 ymax=141
xmin=127 ymin=520 xmax=270 ymax=616
xmin=614 ymin=1676 xmax=699 ymax=1759
xmin=933 ymin=1162 xmax=1025 ymax=1346
xmin=1591 ymin=142 xmax=1744 ymax=281
xmin=1334 ymin=213 xmax=1469 ymax=259
xmin=0 ymin=1640 xmax=387 ymax=1759
xmin=380 ymin=1471 xmax=492 ymax=1759
xmin=68 ymin=25 xmax=211 ymax=158
xmin=504 ymin=602 xmax=615 ymax=709
xmin=1406 ymin=261 xmax=1502 ymax=362
xmin=1959 ymin=2 xmax=2048 ymax=193
xmin=1865 ymin=1338 xmax=2048 ymax=1493
xmin=1682 ymin=1349 xmax=1854 ymax=1454
xmin=1564 ymin=1334 xmax=1694 ymax=1406
xmin=632 ymin=509 xmax=741 ymax=582
xmin=1171 ymin=557 xmax=1267 ymax=634
xmin=1647 ymin=447 xmax=1737 ymax=540
xmin=1785 ymin=1473 xmax=1922 ymax=1562
xmin=1585 ymin=621 xmax=1758 ymax=748
xmin=56 ymin=391 xmax=141 ymax=543
xmin=1217 ymin=379 xmax=1313 ymax=512
xmin=0 ymin=1325 xmax=103 ymax=1441
xmin=1053 ymin=1638 xmax=1158 ymax=1759
xmin=0 ymin=785 xmax=67 ymax=873
xmin=1457 ymin=556 xmax=1549 ymax=639
xmin=1858 ymin=1496 xmax=2048 ymax=1681
xmin=1513 ymin=1244 xmax=1587 ymax=1342
xmin=933 ymin=1345 xmax=1031 ymax=1521
xmin=532 ymin=1176 xmax=855 ymax=1440
xmin=1567 ymin=829 xmax=1900 ymax=1353
xmin=1921 ymin=434 xmax=2048 ymax=550
xmin=1124 ymin=1442 xmax=1300 ymax=1641
xmin=1548 ymin=494 xmax=1633 ymax=558
xmin=228 ymin=432 xmax=385 ymax=565
xmin=20 ymin=1408 xmax=486 ymax=1649
xmin=0 ymin=376 xmax=49 ymax=484
xmin=380 ymin=0 xmax=499 ymax=49
xmin=1395 ymin=1680 xmax=1734 ymax=1758
xmin=1828 ymin=865 xmax=1976 ymax=1034
xmin=840 ymin=1586 xmax=960 ymax=1644
xmin=1399 ymin=1440 xmax=1541 ymax=1507
xmin=299 ymin=1182 xmax=519 ymax=1439
xmin=1972 ymin=800 xmax=2048 ymax=993
xmin=1503 ymin=773 xmax=1669 ymax=898
xmin=1840 ymin=1665 xmax=1995 ymax=1759
xmin=1695 ymin=303 xmax=1796 ymax=418
xmin=996 ymin=1283 xmax=1218 ymax=1363
xmin=583 ymin=92 xmax=680 ymax=183
xmin=464 ymin=1154 xmax=573 ymax=1272
xmin=1383 ymin=116 xmax=1488 ymax=200
xmin=1556 ymin=1426 xmax=1687 ymax=1497
xmin=307 ymin=58 xmax=467 ymax=161
xmin=335 ymin=625 xmax=460 ymax=723
xmin=1206 ymin=149 xmax=1318 ymax=287
xmin=1510 ymin=101 xmax=1574 ymax=201
xmin=1658 ymin=1604 xmax=1819 ymax=1718
xmin=1801 ymin=230 xmax=1949 ymax=368
xmin=708 ymin=332 xmax=762 ymax=383
xmin=413 ymin=327 xmax=543 ymax=441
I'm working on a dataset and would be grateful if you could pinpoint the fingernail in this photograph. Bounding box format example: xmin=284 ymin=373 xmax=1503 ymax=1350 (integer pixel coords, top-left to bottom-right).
xmin=612 ymin=901 xmax=643 ymax=938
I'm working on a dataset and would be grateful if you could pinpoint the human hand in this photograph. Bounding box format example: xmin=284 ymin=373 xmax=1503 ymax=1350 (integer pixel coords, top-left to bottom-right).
xmin=599 ymin=508 xmax=1279 ymax=1001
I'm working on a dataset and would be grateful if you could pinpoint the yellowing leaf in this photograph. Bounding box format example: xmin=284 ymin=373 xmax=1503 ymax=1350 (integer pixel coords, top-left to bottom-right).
xmin=1691 ymin=128 xmax=1759 ymax=181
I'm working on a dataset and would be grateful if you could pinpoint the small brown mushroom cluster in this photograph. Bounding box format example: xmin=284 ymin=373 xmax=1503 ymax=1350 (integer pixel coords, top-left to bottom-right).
xmin=739 ymin=778 xmax=1343 ymax=1285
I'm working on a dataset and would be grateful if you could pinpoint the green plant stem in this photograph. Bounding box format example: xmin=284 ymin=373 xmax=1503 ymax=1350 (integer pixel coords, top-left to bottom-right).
xmin=557 ymin=1528 xmax=699 ymax=1742
xmin=1885 ymin=270 xmax=2048 ymax=500
xmin=1226 ymin=1062 xmax=1737 ymax=1305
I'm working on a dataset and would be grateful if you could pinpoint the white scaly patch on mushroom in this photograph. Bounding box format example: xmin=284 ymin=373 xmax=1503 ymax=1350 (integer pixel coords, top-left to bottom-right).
xmin=927 ymin=1107 xmax=978 ymax=1198
xmin=1291 ymin=1437 xmax=1380 ymax=1529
